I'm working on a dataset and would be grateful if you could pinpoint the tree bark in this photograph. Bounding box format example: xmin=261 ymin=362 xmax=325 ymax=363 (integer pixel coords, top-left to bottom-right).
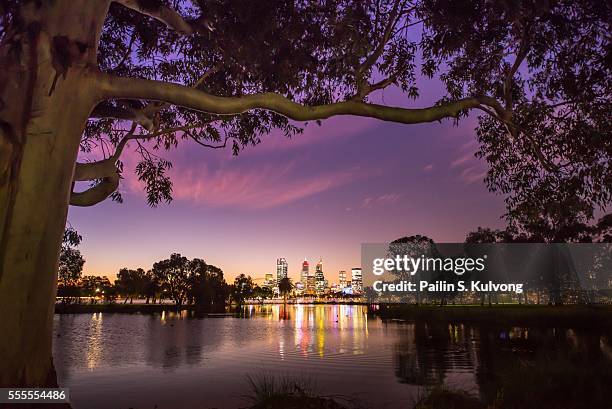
xmin=0 ymin=0 xmax=110 ymax=388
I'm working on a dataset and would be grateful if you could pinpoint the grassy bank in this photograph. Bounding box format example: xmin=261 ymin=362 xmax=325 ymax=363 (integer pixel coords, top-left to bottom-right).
xmin=375 ymin=304 xmax=612 ymax=327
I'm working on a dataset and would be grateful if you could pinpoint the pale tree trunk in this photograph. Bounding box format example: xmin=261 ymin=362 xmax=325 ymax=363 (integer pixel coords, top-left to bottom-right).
xmin=0 ymin=0 xmax=110 ymax=388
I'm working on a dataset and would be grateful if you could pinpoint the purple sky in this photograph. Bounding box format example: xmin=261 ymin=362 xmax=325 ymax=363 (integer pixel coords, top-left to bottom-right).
xmin=69 ymin=81 xmax=507 ymax=283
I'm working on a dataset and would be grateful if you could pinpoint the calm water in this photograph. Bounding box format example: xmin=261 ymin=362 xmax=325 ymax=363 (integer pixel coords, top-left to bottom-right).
xmin=53 ymin=305 xmax=612 ymax=409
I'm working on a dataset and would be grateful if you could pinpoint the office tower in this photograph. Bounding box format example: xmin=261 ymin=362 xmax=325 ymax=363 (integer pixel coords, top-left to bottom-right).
xmin=339 ymin=270 xmax=347 ymax=289
xmin=276 ymin=258 xmax=288 ymax=286
xmin=264 ymin=273 xmax=274 ymax=288
xmin=306 ymin=274 xmax=316 ymax=295
xmin=315 ymin=258 xmax=325 ymax=294
xmin=301 ymin=259 xmax=309 ymax=287
xmin=351 ymin=268 xmax=362 ymax=292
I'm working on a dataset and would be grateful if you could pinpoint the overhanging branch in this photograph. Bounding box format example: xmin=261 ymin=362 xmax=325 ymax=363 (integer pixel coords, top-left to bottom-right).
xmin=70 ymin=173 xmax=120 ymax=207
xmin=91 ymin=101 xmax=155 ymax=131
xmin=97 ymin=73 xmax=507 ymax=125
xmin=74 ymin=158 xmax=117 ymax=181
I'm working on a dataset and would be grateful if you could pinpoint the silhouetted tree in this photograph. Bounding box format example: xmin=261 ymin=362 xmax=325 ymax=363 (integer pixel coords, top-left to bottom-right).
xmin=152 ymin=253 xmax=191 ymax=306
xmin=79 ymin=275 xmax=113 ymax=301
xmin=56 ymin=228 xmax=85 ymax=303
xmin=142 ymin=270 xmax=160 ymax=304
xmin=115 ymin=267 xmax=147 ymax=303
xmin=278 ymin=277 xmax=293 ymax=303
xmin=389 ymin=235 xmax=441 ymax=305
xmin=252 ymin=285 xmax=274 ymax=302
xmin=186 ymin=258 xmax=227 ymax=310
xmin=232 ymin=274 xmax=255 ymax=305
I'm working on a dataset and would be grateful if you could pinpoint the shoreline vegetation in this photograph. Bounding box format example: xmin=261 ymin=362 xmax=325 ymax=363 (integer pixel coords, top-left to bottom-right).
xmin=54 ymin=303 xmax=612 ymax=327
xmin=53 ymin=300 xmax=369 ymax=314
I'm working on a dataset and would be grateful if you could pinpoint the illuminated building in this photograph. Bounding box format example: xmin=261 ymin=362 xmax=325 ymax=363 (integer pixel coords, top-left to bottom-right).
xmin=301 ymin=259 xmax=309 ymax=287
xmin=306 ymin=274 xmax=316 ymax=295
xmin=339 ymin=270 xmax=347 ymax=289
xmin=315 ymin=258 xmax=325 ymax=294
xmin=351 ymin=268 xmax=362 ymax=292
xmin=276 ymin=258 xmax=288 ymax=288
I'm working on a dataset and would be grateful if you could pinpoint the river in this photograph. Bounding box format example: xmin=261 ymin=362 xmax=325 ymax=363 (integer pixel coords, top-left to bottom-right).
xmin=53 ymin=304 xmax=612 ymax=409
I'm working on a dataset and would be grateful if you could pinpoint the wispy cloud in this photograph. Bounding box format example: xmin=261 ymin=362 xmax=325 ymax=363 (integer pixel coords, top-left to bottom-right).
xmin=422 ymin=163 xmax=434 ymax=172
xmin=449 ymin=139 xmax=487 ymax=184
xmin=124 ymin=159 xmax=362 ymax=209
xmin=361 ymin=193 xmax=401 ymax=209
xmin=459 ymin=167 xmax=487 ymax=184
xmin=450 ymin=151 xmax=475 ymax=168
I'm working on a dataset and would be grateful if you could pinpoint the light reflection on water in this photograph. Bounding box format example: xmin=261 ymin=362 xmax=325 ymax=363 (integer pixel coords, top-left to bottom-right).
xmin=52 ymin=305 xmax=612 ymax=409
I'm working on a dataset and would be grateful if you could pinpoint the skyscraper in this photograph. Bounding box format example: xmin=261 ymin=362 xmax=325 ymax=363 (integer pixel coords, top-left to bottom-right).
xmin=351 ymin=268 xmax=362 ymax=292
xmin=301 ymin=259 xmax=309 ymax=286
xmin=315 ymin=258 xmax=325 ymax=294
xmin=276 ymin=258 xmax=288 ymax=287
xmin=339 ymin=270 xmax=347 ymax=289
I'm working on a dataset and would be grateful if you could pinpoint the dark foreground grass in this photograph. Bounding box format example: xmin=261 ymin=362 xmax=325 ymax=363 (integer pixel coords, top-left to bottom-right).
xmin=245 ymin=374 xmax=355 ymax=409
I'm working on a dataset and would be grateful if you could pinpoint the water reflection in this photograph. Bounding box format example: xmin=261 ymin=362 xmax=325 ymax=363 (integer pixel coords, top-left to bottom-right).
xmin=53 ymin=305 xmax=612 ymax=409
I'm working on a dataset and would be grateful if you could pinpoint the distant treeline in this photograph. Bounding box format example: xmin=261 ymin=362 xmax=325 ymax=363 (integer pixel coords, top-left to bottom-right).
xmin=57 ymin=231 xmax=276 ymax=309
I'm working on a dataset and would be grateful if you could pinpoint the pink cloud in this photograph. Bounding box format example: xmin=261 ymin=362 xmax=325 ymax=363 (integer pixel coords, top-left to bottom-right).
xmin=422 ymin=163 xmax=434 ymax=172
xmin=450 ymin=151 xmax=475 ymax=168
xmin=459 ymin=167 xmax=487 ymax=184
xmin=448 ymin=138 xmax=487 ymax=184
xmin=361 ymin=193 xmax=401 ymax=209
xmin=123 ymin=159 xmax=361 ymax=209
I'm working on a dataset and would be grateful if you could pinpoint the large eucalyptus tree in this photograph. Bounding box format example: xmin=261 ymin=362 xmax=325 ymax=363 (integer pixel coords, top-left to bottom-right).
xmin=0 ymin=0 xmax=609 ymax=387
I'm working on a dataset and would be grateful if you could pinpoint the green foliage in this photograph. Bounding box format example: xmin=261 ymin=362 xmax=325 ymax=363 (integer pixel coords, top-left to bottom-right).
xmin=6 ymin=0 xmax=609 ymax=234
xmin=80 ymin=0 xmax=612 ymax=228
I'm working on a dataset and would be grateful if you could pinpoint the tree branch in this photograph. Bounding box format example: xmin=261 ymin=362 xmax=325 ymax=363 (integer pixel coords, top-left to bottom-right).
xmin=186 ymin=132 xmax=232 ymax=149
xmin=354 ymin=0 xmax=406 ymax=97
xmin=70 ymin=173 xmax=120 ymax=207
xmin=139 ymin=64 xmax=221 ymax=120
xmin=503 ymin=26 xmax=530 ymax=111
xmin=357 ymin=0 xmax=402 ymax=74
xmin=113 ymin=0 xmax=194 ymax=35
xmin=74 ymin=158 xmax=118 ymax=181
xmin=113 ymin=0 xmax=214 ymax=35
xmin=91 ymin=101 xmax=154 ymax=131
xmin=97 ymin=73 xmax=508 ymax=125
xmin=74 ymin=123 xmax=137 ymax=182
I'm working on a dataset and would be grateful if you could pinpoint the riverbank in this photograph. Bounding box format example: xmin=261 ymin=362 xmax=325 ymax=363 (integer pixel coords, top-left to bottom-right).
xmin=54 ymin=303 xmax=227 ymax=314
xmin=375 ymin=304 xmax=612 ymax=328
xmin=54 ymin=300 xmax=368 ymax=314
